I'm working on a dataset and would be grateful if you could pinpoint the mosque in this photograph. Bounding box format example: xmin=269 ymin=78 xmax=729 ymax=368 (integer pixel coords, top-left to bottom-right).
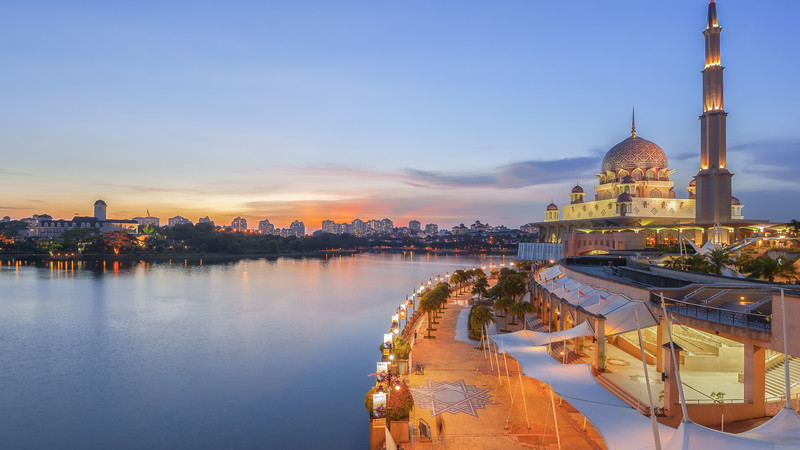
xmin=525 ymin=0 xmax=777 ymax=259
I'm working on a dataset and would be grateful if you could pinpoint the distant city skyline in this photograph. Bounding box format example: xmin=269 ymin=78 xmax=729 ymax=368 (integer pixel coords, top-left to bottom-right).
xmin=1 ymin=1 xmax=798 ymax=227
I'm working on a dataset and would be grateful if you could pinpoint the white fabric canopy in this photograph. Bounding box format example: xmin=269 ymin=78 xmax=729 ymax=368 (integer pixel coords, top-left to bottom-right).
xmin=537 ymin=265 xmax=562 ymax=283
xmin=663 ymin=421 xmax=777 ymax=450
xmin=495 ymin=321 xmax=594 ymax=346
xmin=540 ymin=276 xmax=658 ymax=335
xmin=491 ymin=332 xmax=675 ymax=450
xmin=740 ymin=407 xmax=800 ymax=444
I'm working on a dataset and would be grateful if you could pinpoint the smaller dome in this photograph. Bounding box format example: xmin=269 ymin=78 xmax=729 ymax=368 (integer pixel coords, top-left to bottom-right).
xmin=617 ymin=193 xmax=633 ymax=202
xmin=546 ymin=203 xmax=559 ymax=211
xmin=571 ymin=185 xmax=584 ymax=194
xmin=689 ymin=179 xmax=696 ymax=187
xmin=620 ymin=175 xmax=636 ymax=184
xmin=731 ymin=196 xmax=740 ymax=206
xmin=94 ymin=199 xmax=107 ymax=206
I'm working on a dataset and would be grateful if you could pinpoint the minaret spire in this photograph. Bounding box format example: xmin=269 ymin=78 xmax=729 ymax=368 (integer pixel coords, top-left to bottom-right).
xmin=707 ymin=1 xmax=718 ymax=29
xmin=631 ymin=107 xmax=637 ymax=138
xmin=696 ymin=0 xmax=732 ymax=224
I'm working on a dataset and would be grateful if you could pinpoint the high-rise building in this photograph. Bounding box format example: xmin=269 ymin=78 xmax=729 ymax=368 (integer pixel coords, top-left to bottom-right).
xmin=133 ymin=216 xmax=160 ymax=227
xmin=168 ymin=216 xmax=192 ymax=227
xmin=351 ymin=219 xmax=366 ymax=236
xmin=425 ymin=223 xmax=438 ymax=234
xmin=289 ymin=220 xmax=305 ymax=237
xmin=695 ymin=0 xmax=732 ymax=224
xmin=258 ymin=219 xmax=275 ymax=234
xmin=231 ymin=217 xmax=247 ymax=232
xmin=321 ymin=220 xmax=337 ymax=234
xmin=198 ymin=216 xmax=215 ymax=227
xmin=408 ymin=220 xmax=421 ymax=232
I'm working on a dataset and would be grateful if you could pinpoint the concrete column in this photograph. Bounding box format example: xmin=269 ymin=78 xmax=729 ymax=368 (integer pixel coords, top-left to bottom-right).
xmin=744 ymin=342 xmax=766 ymax=406
xmin=559 ymin=301 xmax=565 ymax=332
xmin=592 ymin=315 xmax=607 ymax=372
xmin=662 ymin=342 xmax=684 ymax=419
xmin=656 ymin=319 xmax=667 ymax=373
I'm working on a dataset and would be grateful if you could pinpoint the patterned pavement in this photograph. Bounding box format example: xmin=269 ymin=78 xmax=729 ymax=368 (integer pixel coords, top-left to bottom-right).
xmin=411 ymin=379 xmax=496 ymax=417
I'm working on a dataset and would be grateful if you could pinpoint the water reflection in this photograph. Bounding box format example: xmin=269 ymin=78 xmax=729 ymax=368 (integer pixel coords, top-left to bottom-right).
xmin=0 ymin=253 xmax=510 ymax=448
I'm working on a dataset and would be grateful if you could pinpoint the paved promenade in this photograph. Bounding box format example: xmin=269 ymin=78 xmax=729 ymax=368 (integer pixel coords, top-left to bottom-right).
xmin=405 ymin=288 xmax=606 ymax=449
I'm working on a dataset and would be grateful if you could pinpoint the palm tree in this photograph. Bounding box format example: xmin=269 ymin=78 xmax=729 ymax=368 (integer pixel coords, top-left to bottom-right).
xmin=469 ymin=305 xmax=494 ymax=347
xmin=705 ymin=248 xmax=733 ymax=275
xmin=509 ymin=301 xmax=536 ymax=329
xmin=471 ymin=277 xmax=489 ymax=299
xmin=494 ymin=296 xmax=515 ymax=331
xmin=744 ymin=256 xmax=799 ymax=282
xmin=419 ymin=297 xmax=439 ymax=338
xmin=504 ymin=273 xmax=527 ymax=302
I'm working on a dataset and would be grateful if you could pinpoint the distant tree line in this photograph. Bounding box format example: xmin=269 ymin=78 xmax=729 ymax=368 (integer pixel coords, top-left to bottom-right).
xmin=0 ymin=221 xmax=516 ymax=257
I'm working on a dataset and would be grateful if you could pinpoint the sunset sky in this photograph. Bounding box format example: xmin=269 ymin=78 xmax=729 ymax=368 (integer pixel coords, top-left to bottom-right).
xmin=1 ymin=1 xmax=798 ymax=231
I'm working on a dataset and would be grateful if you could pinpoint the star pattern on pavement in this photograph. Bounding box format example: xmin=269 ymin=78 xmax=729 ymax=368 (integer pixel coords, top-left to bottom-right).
xmin=411 ymin=379 xmax=496 ymax=417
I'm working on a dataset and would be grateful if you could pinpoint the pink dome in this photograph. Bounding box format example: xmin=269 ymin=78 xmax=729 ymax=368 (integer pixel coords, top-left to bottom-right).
xmin=601 ymin=136 xmax=668 ymax=173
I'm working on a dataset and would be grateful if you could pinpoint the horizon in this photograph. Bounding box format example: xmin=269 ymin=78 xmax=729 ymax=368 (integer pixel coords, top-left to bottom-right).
xmin=2 ymin=1 xmax=798 ymax=230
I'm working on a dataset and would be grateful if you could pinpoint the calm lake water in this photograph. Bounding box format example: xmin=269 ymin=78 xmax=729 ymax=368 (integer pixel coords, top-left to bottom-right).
xmin=0 ymin=253 xmax=504 ymax=449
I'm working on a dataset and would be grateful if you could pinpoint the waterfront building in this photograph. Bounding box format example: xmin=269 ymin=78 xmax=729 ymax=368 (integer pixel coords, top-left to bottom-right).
xmin=168 ymin=216 xmax=192 ymax=227
xmin=231 ymin=217 xmax=247 ymax=232
xmin=351 ymin=219 xmax=366 ymax=236
xmin=28 ymin=199 xmax=138 ymax=237
xmin=451 ymin=223 xmax=468 ymax=235
xmin=408 ymin=220 xmax=421 ymax=232
xmin=258 ymin=219 xmax=275 ymax=234
xmin=198 ymin=216 xmax=215 ymax=227
xmin=133 ymin=216 xmax=160 ymax=227
xmin=522 ymin=0 xmax=782 ymax=260
xmin=289 ymin=220 xmax=305 ymax=237
xmin=424 ymin=223 xmax=438 ymax=234
xmin=518 ymin=2 xmax=800 ymax=431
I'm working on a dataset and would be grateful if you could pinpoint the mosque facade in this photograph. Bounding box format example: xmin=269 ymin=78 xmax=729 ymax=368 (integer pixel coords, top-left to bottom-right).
xmin=532 ymin=1 xmax=756 ymax=255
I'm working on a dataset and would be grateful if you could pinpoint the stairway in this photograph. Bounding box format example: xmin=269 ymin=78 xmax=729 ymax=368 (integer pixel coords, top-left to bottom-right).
xmin=765 ymin=357 xmax=800 ymax=398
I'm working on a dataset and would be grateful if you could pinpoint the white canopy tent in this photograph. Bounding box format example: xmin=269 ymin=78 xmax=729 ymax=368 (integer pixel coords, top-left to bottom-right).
xmin=536 ymin=265 xmax=562 ymax=284
xmin=741 ymin=407 xmax=800 ymax=444
xmin=663 ymin=420 xmax=789 ymax=450
xmin=500 ymin=320 xmax=594 ymax=346
xmin=539 ymin=276 xmax=658 ymax=335
xmin=491 ymin=332 xmax=675 ymax=450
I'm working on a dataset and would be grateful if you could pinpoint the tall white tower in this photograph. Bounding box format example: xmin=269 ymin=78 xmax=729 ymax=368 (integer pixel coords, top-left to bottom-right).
xmin=94 ymin=199 xmax=107 ymax=221
xmin=695 ymin=0 xmax=733 ymax=223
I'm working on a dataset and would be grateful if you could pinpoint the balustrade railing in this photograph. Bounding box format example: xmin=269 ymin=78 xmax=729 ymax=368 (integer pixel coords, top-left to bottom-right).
xmin=651 ymin=293 xmax=771 ymax=332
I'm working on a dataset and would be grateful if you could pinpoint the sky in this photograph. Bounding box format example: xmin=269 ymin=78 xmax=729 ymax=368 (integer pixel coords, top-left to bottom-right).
xmin=1 ymin=1 xmax=798 ymax=231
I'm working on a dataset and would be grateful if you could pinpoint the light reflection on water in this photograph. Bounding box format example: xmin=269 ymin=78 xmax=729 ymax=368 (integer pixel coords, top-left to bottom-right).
xmin=0 ymin=253 xmax=501 ymax=448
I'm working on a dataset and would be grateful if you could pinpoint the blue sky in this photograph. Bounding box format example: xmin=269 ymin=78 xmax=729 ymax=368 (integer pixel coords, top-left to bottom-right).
xmin=1 ymin=1 xmax=798 ymax=230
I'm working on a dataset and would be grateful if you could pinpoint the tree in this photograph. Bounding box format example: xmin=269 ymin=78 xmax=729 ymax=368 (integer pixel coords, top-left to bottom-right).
xmin=704 ymin=248 xmax=733 ymax=275
xmin=419 ymin=296 xmax=440 ymax=338
xmin=744 ymin=256 xmax=799 ymax=282
xmin=503 ymin=273 xmax=527 ymax=301
xmin=509 ymin=301 xmax=535 ymax=329
xmin=494 ymin=296 xmax=515 ymax=331
xmin=36 ymin=238 xmax=62 ymax=255
xmin=101 ymin=231 xmax=136 ymax=254
xmin=471 ymin=276 xmax=489 ymax=299
xmin=469 ymin=305 xmax=494 ymax=344
xmin=60 ymin=228 xmax=101 ymax=253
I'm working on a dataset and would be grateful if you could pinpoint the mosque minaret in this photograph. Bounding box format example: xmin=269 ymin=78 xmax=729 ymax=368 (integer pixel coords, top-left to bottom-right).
xmin=695 ymin=0 xmax=733 ymax=223
xmin=531 ymin=1 xmax=753 ymax=251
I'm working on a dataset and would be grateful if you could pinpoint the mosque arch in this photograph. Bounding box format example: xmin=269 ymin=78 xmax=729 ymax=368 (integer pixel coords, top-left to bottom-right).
xmin=646 ymin=168 xmax=657 ymax=180
xmin=632 ymin=168 xmax=643 ymax=180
